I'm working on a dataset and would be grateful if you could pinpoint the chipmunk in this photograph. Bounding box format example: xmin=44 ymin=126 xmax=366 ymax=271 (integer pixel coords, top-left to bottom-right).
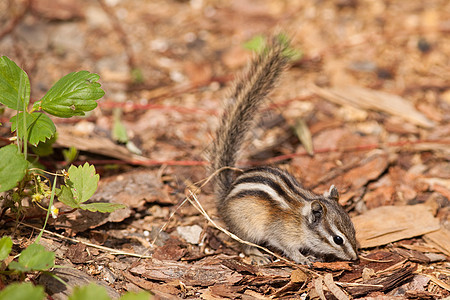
xmin=210 ymin=38 xmax=358 ymax=265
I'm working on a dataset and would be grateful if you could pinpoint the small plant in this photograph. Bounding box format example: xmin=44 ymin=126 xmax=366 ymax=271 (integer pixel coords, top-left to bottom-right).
xmin=243 ymin=33 xmax=302 ymax=61
xmin=0 ymin=57 xmax=127 ymax=297
xmin=0 ymin=236 xmax=152 ymax=299
xmin=0 ymin=56 xmax=125 ymax=217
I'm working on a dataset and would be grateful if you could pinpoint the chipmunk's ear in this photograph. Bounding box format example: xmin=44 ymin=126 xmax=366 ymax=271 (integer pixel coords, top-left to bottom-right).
xmin=309 ymin=200 xmax=325 ymax=224
xmin=324 ymin=185 xmax=339 ymax=201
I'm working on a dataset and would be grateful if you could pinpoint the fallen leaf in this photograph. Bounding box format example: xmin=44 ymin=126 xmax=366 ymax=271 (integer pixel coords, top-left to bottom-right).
xmin=293 ymin=118 xmax=314 ymax=155
xmin=55 ymin=125 xmax=149 ymax=163
xmin=423 ymin=228 xmax=450 ymax=257
xmin=311 ymin=85 xmax=434 ymax=128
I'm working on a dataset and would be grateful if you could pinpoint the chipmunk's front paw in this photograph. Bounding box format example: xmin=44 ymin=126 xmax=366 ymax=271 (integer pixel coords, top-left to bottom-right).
xmin=249 ymin=254 xmax=272 ymax=265
xmin=287 ymin=250 xmax=314 ymax=267
xmin=243 ymin=246 xmax=272 ymax=265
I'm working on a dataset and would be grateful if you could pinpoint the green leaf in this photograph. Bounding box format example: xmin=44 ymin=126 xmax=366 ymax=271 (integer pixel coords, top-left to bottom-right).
xmin=62 ymin=146 xmax=78 ymax=164
xmin=243 ymin=35 xmax=266 ymax=53
xmin=79 ymin=202 xmax=126 ymax=213
xmin=120 ymin=291 xmax=153 ymax=300
xmin=274 ymin=33 xmax=302 ymax=61
xmin=68 ymin=162 xmax=99 ymax=203
xmin=57 ymin=185 xmax=79 ymax=209
xmin=69 ymin=283 xmax=110 ymax=300
xmin=11 ymin=112 xmax=56 ymax=146
xmin=30 ymin=133 xmax=57 ymax=156
xmin=131 ymin=68 xmax=144 ymax=84
xmin=0 ymin=282 xmax=45 ymax=300
xmin=0 ymin=145 xmax=29 ymax=192
xmin=35 ymin=71 xmax=104 ymax=118
xmin=112 ymin=108 xmax=128 ymax=143
xmin=0 ymin=56 xmax=30 ymax=111
xmin=0 ymin=236 xmax=13 ymax=260
xmin=9 ymin=243 xmax=55 ymax=272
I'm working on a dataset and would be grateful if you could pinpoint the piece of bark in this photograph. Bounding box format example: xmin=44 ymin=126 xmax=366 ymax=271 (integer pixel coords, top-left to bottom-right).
xmin=152 ymin=237 xmax=187 ymax=261
xmin=220 ymin=258 xmax=258 ymax=275
xmin=313 ymin=261 xmax=353 ymax=271
xmin=209 ymin=284 xmax=244 ymax=299
xmin=346 ymin=263 xmax=417 ymax=297
xmin=39 ymin=267 xmax=120 ymax=300
xmin=129 ymin=258 xmax=243 ymax=286
xmin=122 ymin=271 xmax=180 ymax=298
xmin=339 ymin=251 xmax=404 ymax=283
xmin=352 ymin=204 xmax=440 ymax=248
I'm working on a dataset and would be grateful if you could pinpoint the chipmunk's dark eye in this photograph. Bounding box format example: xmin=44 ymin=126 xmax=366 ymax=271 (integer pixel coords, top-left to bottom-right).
xmin=333 ymin=236 xmax=344 ymax=245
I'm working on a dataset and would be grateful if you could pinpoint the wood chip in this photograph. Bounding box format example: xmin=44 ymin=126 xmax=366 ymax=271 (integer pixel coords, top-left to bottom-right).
xmin=291 ymin=269 xmax=308 ymax=283
xmin=313 ymin=261 xmax=353 ymax=271
xmin=352 ymin=204 xmax=440 ymax=248
xmin=243 ymin=290 xmax=271 ymax=299
xmin=323 ymin=273 xmax=349 ymax=300
xmin=425 ymin=274 xmax=450 ymax=292
xmin=313 ymin=277 xmax=326 ymax=300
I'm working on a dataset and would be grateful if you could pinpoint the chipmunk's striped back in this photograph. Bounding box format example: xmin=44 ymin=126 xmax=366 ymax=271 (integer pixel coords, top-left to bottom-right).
xmin=224 ymin=167 xmax=317 ymax=210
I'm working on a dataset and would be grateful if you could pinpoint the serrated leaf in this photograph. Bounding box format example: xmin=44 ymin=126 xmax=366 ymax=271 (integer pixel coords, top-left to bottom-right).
xmin=11 ymin=112 xmax=56 ymax=146
xmin=57 ymin=185 xmax=80 ymax=209
xmin=0 ymin=56 xmax=30 ymax=111
xmin=0 ymin=236 xmax=13 ymax=260
xmin=68 ymin=162 xmax=99 ymax=203
xmin=35 ymin=71 xmax=104 ymax=118
xmin=0 ymin=145 xmax=29 ymax=192
xmin=0 ymin=282 xmax=45 ymax=300
xmin=120 ymin=291 xmax=153 ymax=300
xmin=79 ymin=202 xmax=126 ymax=213
xmin=69 ymin=283 xmax=110 ymax=300
xmin=31 ymin=133 xmax=57 ymax=156
xmin=9 ymin=243 xmax=55 ymax=272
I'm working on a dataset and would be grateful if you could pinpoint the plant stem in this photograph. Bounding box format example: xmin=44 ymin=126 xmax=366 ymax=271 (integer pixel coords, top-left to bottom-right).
xmin=36 ymin=174 xmax=57 ymax=244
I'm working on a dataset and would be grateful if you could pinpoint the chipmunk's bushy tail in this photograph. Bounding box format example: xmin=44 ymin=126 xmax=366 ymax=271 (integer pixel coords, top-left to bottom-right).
xmin=211 ymin=38 xmax=290 ymax=201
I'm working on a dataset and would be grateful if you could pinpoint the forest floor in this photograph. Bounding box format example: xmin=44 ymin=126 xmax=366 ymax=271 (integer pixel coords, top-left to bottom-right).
xmin=0 ymin=0 xmax=449 ymax=299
